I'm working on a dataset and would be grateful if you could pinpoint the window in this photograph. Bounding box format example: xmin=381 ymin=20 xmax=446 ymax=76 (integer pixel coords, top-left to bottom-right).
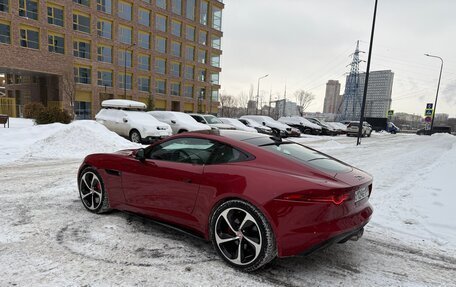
xmin=119 ymin=25 xmax=132 ymax=44
xmin=155 ymin=36 xmax=166 ymax=53
xmin=185 ymin=0 xmax=195 ymax=20
xmin=20 ymin=27 xmax=39 ymax=49
xmin=148 ymin=138 xmax=214 ymax=164
xmin=97 ymin=45 xmax=112 ymax=63
xmin=212 ymin=6 xmax=222 ymax=30
xmin=198 ymin=49 xmax=206 ymax=64
xmin=184 ymin=85 xmax=193 ymax=98
xmin=199 ymin=30 xmax=207 ymax=45
xmin=75 ymin=101 xmax=91 ymax=120
xmin=47 ymin=5 xmax=64 ymax=27
xmin=171 ymin=20 xmax=181 ymax=37
xmin=97 ymin=0 xmax=112 ymax=14
xmin=170 ymin=82 xmax=180 ymax=96
xmin=155 ymin=58 xmax=166 ymax=74
xmin=200 ymin=1 xmax=208 ymax=25
xmin=73 ymin=13 xmax=90 ymax=33
xmin=0 ymin=0 xmax=9 ymax=12
xmin=211 ymin=36 xmax=221 ymax=49
xmin=156 ymin=14 xmax=167 ymax=32
xmin=97 ymin=70 xmax=113 ymax=87
xmin=170 ymin=62 xmax=180 ymax=77
xmin=185 ymin=25 xmax=195 ymax=41
xmin=211 ymin=54 xmax=220 ymax=67
xmin=138 ymin=8 xmax=150 ymax=26
xmin=97 ymin=19 xmax=112 ymax=39
xmin=156 ymin=0 xmax=166 ymax=9
xmin=19 ymin=0 xmax=38 ymax=20
xmin=156 ymin=79 xmax=166 ymax=94
xmin=171 ymin=41 xmax=181 ymax=57
xmin=118 ymin=1 xmax=132 ymax=21
xmin=0 ymin=22 xmax=10 ymax=44
xmin=48 ymin=33 xmax=64 ymax=54
xmin=138 ymin=31 xmax=150 ymax=49
xmin=171 ymin=0 xmax=181 ymax=15
xmin=74 ymin=0 xmax=89 ymax=6
xmin=184 ymin=66 xmax=194 ymax=80
xmin=199 ymin=69 xmax=206 ymax=82
xmin=74 ymin=66 xmax=91 ymax=84
xmin=138 ymin=54 xmax=150 ymax=71
xmin=118 ymin=73 xmax=132 ymax=90
xmin=211 ymin=73 xmax=219 ymax=85
xmin=118 ymin=50 xmax=132 ymax=67
xmin=73 ymin=40 xmax=91 ymax=59
xmin=211 ymin=89 xmax=219 ymax=101
xmin=186 ymin=46 xmax=195 ymax=61
xmin=138 ymin=77 xmax=150 ymax=92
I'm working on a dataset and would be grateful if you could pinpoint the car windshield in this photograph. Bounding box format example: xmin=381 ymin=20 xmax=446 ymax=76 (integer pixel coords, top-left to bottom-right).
xmin=261 ymin=142 xmax=351 ymax=173
xmin=204 ymin=115 xmax=223 ymax=124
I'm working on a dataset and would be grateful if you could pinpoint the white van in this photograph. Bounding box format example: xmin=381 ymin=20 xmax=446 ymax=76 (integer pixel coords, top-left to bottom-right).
xmin=95 ymin=100 xmax=172 ymax=143
xmin=148 ymin=111 xmax=211 ymax=134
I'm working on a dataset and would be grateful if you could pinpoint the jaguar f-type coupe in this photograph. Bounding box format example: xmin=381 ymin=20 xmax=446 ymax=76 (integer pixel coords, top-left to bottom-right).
xmin=78 ymin=130 xmax=373 ymax=271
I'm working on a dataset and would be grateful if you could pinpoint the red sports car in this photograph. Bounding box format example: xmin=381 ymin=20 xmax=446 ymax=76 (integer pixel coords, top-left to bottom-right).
xmin=78 ymin=130 xmax=373 ymax=271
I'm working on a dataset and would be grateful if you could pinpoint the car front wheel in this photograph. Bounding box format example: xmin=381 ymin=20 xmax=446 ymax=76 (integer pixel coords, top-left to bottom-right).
xmin=129 ymin=129 xmax=142 ymax=143
xmin=78 ymin=168 xmax=111 ymax=214
xmin=210 ymin=200 xmax=277 ymax=272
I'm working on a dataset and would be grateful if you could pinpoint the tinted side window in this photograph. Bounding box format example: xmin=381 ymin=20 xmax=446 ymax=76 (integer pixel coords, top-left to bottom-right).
xmin=147 ymin=137 xmax=216 ymax=164
xmin=208 ymin=144 xmax=250 ymax=164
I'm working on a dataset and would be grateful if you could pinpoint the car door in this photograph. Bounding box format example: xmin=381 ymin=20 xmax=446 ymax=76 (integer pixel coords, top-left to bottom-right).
xmin=120 ymin=137 xmax=213 ymax=222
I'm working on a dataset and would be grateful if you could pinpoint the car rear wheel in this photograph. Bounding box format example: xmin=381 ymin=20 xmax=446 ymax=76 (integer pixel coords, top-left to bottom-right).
xmin=303 ymin=128 xmax=312 ymax=134
xmin=78 ymin=168 xmax=111 ymax=214
xmin=210 ymin=200 xmax=277 ymax=272
xmin=129 ymin=129 xmax=142 ymax=143
xmin=178 ymin=129 xmax=188 ymax=134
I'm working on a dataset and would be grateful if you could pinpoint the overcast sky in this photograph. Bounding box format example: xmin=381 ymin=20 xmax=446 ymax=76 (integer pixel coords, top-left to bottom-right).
xmin=219 ymin=0 xmax=456 ymax=117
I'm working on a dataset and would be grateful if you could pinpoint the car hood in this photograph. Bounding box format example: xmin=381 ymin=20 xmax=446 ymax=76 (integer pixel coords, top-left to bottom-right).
xmin=184 ymin=122 xmax=212 ymax=131
xmin=209 ymin=123 xmax=236 ymax=130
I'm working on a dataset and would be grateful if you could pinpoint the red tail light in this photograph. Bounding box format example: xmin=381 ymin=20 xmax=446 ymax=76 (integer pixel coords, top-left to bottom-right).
xmin=278 ymin=192 xmax=350 ymax=205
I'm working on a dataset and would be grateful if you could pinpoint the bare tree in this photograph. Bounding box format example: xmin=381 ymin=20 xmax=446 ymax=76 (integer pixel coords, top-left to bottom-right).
xmin=219 ymin=94 xmax=237 ymax=117
xmin=61 ymin=70 xmax=76 ymax=118
xmin=295 ymin=89 xmax=315 ymax=116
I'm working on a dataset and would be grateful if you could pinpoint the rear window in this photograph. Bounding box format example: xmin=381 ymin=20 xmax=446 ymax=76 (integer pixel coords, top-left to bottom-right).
xmin=348 ymin=123 xmax=359 ymax=128
xmin=261 ymin=143 xmax=352 ymax=173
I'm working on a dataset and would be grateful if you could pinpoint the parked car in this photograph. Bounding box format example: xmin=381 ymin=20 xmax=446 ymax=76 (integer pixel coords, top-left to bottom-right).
xmin=241 ymin=115 xmax=292 ymax=137
xmin=346 ymin=121 xmax=373 ymax=137
xmin=238 ymin=118 xmax=273 ymax=135
xmin=95 ymin=100 xmax=172 ymax=143
xmin=149 ymin=111 xmax=211 ymax=134
xmin=386 ymin=122 xmax=400 ymax=134
xmin=219 ymin=118 xmax=258 ymax=133
xmin=78 ymin=130 xmax=373 ymax=271
xmin=190 ymin=114 xmax=236 ymax=130
xmin=327 ymin=122 xmax=347 ymax=135
xmin=305 ymin=118 xmax=337 ymax=136
xmin=416 ymin=126 xmax=452 ymax=135
xmin=365 ymin=117 xmax=400 ymax=133
xmin=278 ymin=117 xmax=322 ymax=135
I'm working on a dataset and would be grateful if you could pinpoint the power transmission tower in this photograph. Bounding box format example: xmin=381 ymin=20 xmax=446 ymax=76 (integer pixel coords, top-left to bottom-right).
xmin=338 ymin=41 xmax=363 ymax=121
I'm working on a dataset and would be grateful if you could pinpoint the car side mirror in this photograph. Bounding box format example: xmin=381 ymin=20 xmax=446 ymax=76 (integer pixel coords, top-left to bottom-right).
xmin=123 ymin=117 xmax=128 ymax=123
xmin=135 ymin=148 xmax=146 ymax=162
xmin=171 ymin=120 xmax=176 ymax=124
xmin=262 ymin=122 xmax=266 ymax=126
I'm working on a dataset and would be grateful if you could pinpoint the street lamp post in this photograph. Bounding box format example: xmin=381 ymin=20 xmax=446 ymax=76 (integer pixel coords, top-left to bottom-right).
xmin=424 ymin=53 xmax=444 ymax=135
xmin=256 ymin=74 xmax=269 ymax=115
xmin=124 ymin=43 xmax=136 ymax=98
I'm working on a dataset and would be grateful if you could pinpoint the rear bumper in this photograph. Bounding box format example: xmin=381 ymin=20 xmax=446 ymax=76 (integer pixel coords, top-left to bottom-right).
xmin=265 ymin=200 xmax=373 ymax=257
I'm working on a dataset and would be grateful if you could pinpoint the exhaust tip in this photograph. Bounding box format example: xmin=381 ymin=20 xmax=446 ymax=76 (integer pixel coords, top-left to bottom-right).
xmin=349 ymin=228 xmax=364 ymax=241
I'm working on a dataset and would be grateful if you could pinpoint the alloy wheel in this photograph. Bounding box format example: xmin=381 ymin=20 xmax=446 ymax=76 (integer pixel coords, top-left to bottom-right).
xmin=130 ymin=131 xmax=141 ymax=143
xmin=79 ymin=172 xmax=103 ymax=211
xmin=214 ymin=207 xmax=262 ymax=266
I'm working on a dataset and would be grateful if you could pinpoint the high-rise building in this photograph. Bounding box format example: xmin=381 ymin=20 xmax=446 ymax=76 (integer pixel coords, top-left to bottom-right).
xmin=340 ymin=70 xmax=394 ymax=119
xmin=323 ymin=80 xmax=341 ymax=114
xmin=0 ymin=0 xmax=223 ymax=118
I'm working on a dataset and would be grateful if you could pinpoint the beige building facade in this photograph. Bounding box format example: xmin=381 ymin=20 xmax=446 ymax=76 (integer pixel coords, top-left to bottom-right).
xmin=323 ymin=80 xmax=341 ymax=114
xmin=0 ymin=0 xmax=223 ymax=118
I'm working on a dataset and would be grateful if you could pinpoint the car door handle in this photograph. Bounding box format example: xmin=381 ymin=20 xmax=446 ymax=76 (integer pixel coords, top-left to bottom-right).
xmin=182 ymin=178 xmax=192 ymax=183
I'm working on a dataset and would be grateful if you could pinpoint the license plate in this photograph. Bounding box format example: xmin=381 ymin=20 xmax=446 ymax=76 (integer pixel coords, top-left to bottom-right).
xmin=355 ymin=186 xmax=369 ymax=202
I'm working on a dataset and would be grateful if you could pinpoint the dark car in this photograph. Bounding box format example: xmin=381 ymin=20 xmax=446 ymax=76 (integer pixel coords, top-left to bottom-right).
xmin=78 ymin=130 xmax=373 ymax=271
xmin=416 ymin=126 xmax=452 ymax=135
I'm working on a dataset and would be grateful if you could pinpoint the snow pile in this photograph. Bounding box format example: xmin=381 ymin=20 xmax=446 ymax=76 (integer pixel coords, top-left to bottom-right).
xmin=0 ymin=119 xmax=139 ymax=164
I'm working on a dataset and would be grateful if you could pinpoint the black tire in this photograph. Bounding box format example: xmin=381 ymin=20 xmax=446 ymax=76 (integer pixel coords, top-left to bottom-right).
xmin=303 ymin=128 xmax=312 ymax=134
xmin=209 ymin=199 xmax=277 ymax=272
xmin=129 ymin=129 xmax=142 ymax=143
xmin=78 ymin=167 xmax=111 ymax=214
xmin=178 ymin=129 xmax=188 ymax=134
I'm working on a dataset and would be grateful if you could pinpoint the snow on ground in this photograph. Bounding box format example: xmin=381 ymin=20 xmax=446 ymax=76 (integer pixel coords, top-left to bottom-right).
xmin=1 ymin=119 xmax=455 ymax=286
